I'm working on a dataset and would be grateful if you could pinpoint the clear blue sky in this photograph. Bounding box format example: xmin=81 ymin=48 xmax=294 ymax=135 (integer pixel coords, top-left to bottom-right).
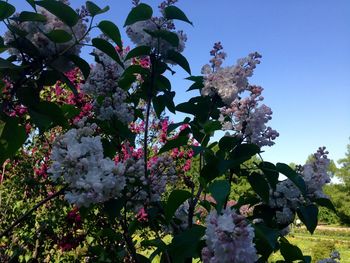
xmin=2 ymin=0 xmax=350 ymax=165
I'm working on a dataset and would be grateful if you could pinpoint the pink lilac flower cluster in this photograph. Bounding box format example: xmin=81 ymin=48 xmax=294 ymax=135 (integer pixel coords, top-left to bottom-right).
xmin=4 ymin=0 xmax=88 ymax=71
xmin=0 ymin=80 xmax=32 ymax=133
xmin=201 ymin=208 xmax=258 ymax=263
xmin=269 ymin=147 xmax=331 ymax=226
xmin=58 ymin=207 xmax=85 ymax=251
xmin=48 ymin=118 xmax=126 ymax=207
xmin=42 ymin=68 xmax=93 ymax=124
xmin=317 ymin=251 xmax=341 ymax=263
xmin=126 ymin=1 xmax=187 ymax=57
xmin=220 ymin=85 xmax=279 ymax=147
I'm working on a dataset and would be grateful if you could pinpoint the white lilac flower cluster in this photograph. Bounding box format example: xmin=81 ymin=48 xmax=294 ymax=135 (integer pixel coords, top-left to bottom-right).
xmin=126 ymin=1 xmax=187 ymax=56
xmin=201 ymin=208 xmax=258 ymax=263
xmin=48 ymin=120 xmax=126 ymax=207
xmin=201 ymin=44 xmax=261 ymax=106
xmin=269 ymin=147 xmax=331 ymax=226
xmin=82 ymin=49 xmax=133 ymax=124
xmin=317 ymin=251 xmax=341 ymax=263
xmin=124 ymin=154 xmax=177 ymax=211
xmin=220 ymin=85 xmax=279 ymax=147
xmin=4 ymin=0 xmax=88 ymax=71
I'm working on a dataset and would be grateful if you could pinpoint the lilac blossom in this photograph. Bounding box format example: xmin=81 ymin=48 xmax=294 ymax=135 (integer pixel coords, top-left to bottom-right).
xmin=4 ymin=1 xmax=88 ymax=71
xmin=82 ymin=49 xmax=134 ymax=124
xmin=48 ymin=119 xmax=126 ymax=207
xmin=269 ymin=147 xmax=331 ymax=226
xmin=202 ymin=208 xmax=258 ymax=263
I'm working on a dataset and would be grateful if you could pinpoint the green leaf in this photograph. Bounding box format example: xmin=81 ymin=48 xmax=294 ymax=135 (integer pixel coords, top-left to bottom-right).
xmin=152 ymin=96 xmax=165 ymax=118
xmin=35 ymin=1 xmax=79 ymax=27
xmin=254 ymin=223 xmax=279 ymax=258
xmin=98 ymin=20 xmax=122 ymax=49
xmin=168 ymin=225 xmax=205 ymax=263
xmin=219 ymin=144 xmax=260 ymax=171
xmin=0 ymin=1 xmax=15 ymax=20
xmin=124 ymin=45 xmax=151 ymax=61
xmin=29 ymin=101 xmax=68 ymax=131
xmin=161 ymin=91 xmax=176 ymax=113
xmin=66 ymin=54 xmax=90 ymax=80
xmin=60 ymin=104 xmax=80 ymax=119
xmin=155 ymin=75 xmax=171 ymax=91
xmin=103 ymin=198 xmax=123 ymax=221
xmin=164 ymin=6 xmax=192 ymax=25
xmin=92 ymin=38 xmax=123 ymax=68
xmin=0 ymin=58 xmax=20 ymax=69
xmin=208 ymin=180 xmax=230 ymax=211
xmin=86 ymin=1 xmax=109 ymax=16
xmin=46 ymin=29 xmax=72 ymax=43
xmin=124 ymin=3 xmax=153 ymax=27
xmin=280 ymin=237 xmax=305 ymax=262
xmin=167 ymin=117 xmax=190 ymax=134
xmin=26 ymin=0 xmax=36 ymax=10
xmin=165 ymin=190 xmax=192 ymax=222
xmin=135 ymin=254 xmax=151 ymax=263
xmin=297 ymin=204 xmax=318 ymax=234
xmin=259 ymin=162 xmax=279 ymax=190
xmin=144 ymin=29 xmax=179 ymax=47
xmin=218 ymin=135 xmax=240 ymax=152
xmin=167 ymin=50 xmax=191 ymax=74
xmin=187 ymin=80 xmax=204 ymax=91
xmin=203 ymin=120 xmax=221 ymax=134
xmin=158 ymin=131 xmax=190 ymax=155
xmin=122 ymin=64 xmax=149 ymax=77
xmin=314 ymin=198 xmax=336 ymax=213
xmin=200 ymin=156 xmax=221 ymax=183
xmin=248 ymin=172 xmax=270 ymax=203
xmin=0 ymin=117 xmax=27 ymax=164
xmin=17 ymin=11 xmax=46 ymax=22
xmin=276 ymin=163 xmax=306 ymax=194
xmin=59 ymin=72 xmax=78 ymax=95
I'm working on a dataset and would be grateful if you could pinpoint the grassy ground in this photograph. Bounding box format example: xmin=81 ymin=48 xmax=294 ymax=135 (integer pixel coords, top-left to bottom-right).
xmin=269 ymin=226 xmax=350 ymax=262
xmin=137 ymin=226 xmax=350 ymax=263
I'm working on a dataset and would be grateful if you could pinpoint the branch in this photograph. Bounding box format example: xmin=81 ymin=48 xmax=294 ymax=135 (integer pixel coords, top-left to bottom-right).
xmin=0 ymin=187 xmax=67 ymax=238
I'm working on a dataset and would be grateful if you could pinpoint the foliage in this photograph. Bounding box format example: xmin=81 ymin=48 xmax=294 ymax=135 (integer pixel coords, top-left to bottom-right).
xmin=0 ymin=1 xmax=341 ymax=262
xmin=311 ymin=240 xmax=335 ymax=263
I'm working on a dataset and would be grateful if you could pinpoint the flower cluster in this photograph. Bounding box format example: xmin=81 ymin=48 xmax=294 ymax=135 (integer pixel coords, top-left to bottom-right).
xmin=317 ymin=251 xmax=341 ymax=263
xmin=220 ymin=85 xmax=279 ymax=147
xmin=201 ymin=208 xmax=258 ymax=263
xmin=82 ymin=49 xmax=133 ymax=124
xmin=301 ymin=146 xmax=331 ymax=199
xmin=201 ymin=44 xmax=261 ymax=105
xmin=269 ymin=147 xmax=331 ymax=226
xmin=126 ymin=1 xmax=187 ymax=56
xmin=4 ymin=1 xmax=88 ymax=71
xmin=48 ymin=119 xmax=126 ymax=207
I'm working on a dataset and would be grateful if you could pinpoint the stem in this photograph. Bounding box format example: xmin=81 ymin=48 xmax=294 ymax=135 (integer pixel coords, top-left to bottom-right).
xmin=0 ymin=187 xmax=66 ymax=238
xmin=224 ymin=170 xmax=234 ymax=209
xmin=120 ymin=218 xmax=139 ymax=263
xmin=143 ymin=54 xmax=157 ymax=198
xmin=143 ymin=97 xmax=152 ymax=180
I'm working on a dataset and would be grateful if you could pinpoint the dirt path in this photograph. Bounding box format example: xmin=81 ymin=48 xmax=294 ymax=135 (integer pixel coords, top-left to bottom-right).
xmin=316 ymin=225 xmax=350 ymax=232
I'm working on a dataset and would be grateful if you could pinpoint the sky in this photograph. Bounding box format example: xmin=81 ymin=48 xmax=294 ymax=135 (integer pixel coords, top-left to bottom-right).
xmin=2 ymin=0 xmax=350 ymax=166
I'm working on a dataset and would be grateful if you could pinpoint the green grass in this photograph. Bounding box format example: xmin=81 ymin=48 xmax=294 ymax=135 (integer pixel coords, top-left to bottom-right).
xmin=269 ymin=227 xmax=350 ymax=263
xmin=135 ymin=227 xmax=350 ymax=263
